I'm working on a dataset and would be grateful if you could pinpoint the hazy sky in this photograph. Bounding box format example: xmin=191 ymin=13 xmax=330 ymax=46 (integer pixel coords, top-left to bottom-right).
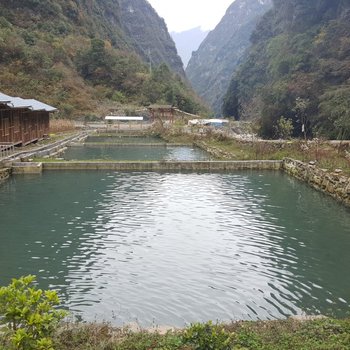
xmin=147 ymin=0 xmax=234 ymax=32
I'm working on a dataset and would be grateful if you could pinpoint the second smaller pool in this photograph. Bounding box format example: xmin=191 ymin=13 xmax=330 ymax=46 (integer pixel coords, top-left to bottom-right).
xmin=62 ymin=145 xmax=211 ymax=161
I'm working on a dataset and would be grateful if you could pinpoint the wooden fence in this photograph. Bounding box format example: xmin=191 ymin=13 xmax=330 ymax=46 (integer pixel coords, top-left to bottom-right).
xmin=0 ymin=142 xmax=15 ymax=159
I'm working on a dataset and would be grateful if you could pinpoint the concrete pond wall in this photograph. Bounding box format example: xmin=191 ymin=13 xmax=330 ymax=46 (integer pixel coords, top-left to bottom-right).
xmin=42 ymin=160 xmax=282 ymax=172
xmin=12 ymin=162 xmax=42 ymax=175
xmin=2 ymin=156 xmax=350 ymax=208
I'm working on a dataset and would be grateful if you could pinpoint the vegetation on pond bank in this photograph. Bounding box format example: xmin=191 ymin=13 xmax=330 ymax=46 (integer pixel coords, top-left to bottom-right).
xmin=58 ymin=318 xmax=350 ymax=350
xmin=2 ymin=317 xmax=350 ymax=350
xmin=161 ymin=129 xmax=350 ymax=174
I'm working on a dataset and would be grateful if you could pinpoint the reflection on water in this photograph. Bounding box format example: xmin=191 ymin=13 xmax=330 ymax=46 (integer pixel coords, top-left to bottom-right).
xmin=63 ymin=145 xmax=210 ymax=161
xmin=0 ymin=171 xmax=350 ymax=327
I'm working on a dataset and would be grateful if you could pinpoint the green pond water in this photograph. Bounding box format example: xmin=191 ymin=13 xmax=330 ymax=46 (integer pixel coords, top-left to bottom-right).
xmin=1 ymin=171 xmax=350 ymax=327
xmin=63 ymin=145 xmax=210 ymax=161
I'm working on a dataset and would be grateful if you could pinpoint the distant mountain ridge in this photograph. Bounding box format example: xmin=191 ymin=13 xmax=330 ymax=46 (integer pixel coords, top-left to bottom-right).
xmin=223 ymin=0 xmax=350 ymax=139
xmin=186 ymin=0 xmax=272 ymax=116
xmin=171 ymin=27 xmax=209 ymax=67
xmin=0 ymin=0 xmax=184 ymax=75
xmin=0 ymin=0 xmax=208 ymax=117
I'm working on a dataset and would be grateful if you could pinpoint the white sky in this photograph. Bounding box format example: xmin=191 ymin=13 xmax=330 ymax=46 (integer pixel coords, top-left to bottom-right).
xmin=147 ymin=0 xmax=235 ymax=32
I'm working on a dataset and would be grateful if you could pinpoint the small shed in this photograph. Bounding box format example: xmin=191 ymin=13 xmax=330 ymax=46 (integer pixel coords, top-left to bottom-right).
xmin=188 ymin=118 xmax=229 ymax=128
xmin=105 ymin=115 xmax=144 ymax=130
xmin=148 ymin=105 xmax=176 ymax=123
xmin=0 ymin=92 xmax=57 ymax=146
xmin=105 ymin=116 xmax=144 ymax=122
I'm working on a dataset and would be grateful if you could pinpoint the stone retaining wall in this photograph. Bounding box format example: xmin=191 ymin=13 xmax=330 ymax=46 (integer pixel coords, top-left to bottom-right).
xmin=283 ymin=158 xmax=350 ymax=207
xmin=0 ymin=168 xmax=11 ymax=182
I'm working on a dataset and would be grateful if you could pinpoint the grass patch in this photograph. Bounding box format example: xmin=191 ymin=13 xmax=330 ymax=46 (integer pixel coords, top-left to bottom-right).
xmin=32 ymin=157 xmax=66 ymax=162
xmin=226 ymin=318 xmax=350 ymax=350
xmin=164 ymin=131 xmax=350 ymax=174
xmin=21 ymin=318 xmax=349 ymax=350
xmin=50 ymin=119 xmax=77 ymax=133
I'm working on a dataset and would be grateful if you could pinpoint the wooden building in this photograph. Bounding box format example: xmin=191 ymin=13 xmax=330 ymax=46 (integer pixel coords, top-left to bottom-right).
xmin=148 ymin=105 xmax=176 ymax=123
xmin=0 ymin=92 xmax=57 ymax=146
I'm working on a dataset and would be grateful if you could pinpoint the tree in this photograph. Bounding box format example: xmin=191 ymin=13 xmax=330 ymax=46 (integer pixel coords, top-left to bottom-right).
xmin=318 ymin=87 xmax=350 ymax=139
xmin=222 ymin=79 xmax=240 ymax=119
xmin=274 ymin=116 xmax=294 ymax=139
xmin=294 ymin=97 xmax=310 ymax=140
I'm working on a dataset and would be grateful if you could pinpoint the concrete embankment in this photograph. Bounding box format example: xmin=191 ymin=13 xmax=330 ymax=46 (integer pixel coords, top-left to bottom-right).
xmin=4 ymin=157 xmax=350 ymax=208
xmin=12 ymin=162 xmax=42 ymax=174
xmin=70 ymin=143 xmax=190 ymax=147
xmin=42 ymin=160 xmax=282 ymax=172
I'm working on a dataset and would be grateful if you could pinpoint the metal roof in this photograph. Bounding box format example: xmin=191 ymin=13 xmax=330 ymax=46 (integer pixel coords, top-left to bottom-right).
xmin=105 ymin=116 xmax=143 ymax=121
xmin=0 ymin=92 xmax=14 ymax=103
xmin=10 ymin=97 xmax=33 ymax=109
xmin=0 ymin=92 xmax=57 ymax=112
xmin=25 ymin=99 xmax=57 ymax=112
xmin=188 ymin=118 xmax=229 ymax=125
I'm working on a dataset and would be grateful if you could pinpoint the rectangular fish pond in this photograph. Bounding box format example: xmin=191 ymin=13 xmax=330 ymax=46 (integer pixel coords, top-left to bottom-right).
xmin=62 ymin=145 xmax=210 ymax=161
xmin=62 ymin=138 xmax=210 ymax=161
xmin=85 ymin=135 xmax=166 ymax=144
xmin=1 ymin=170 xmax=350 ymax=327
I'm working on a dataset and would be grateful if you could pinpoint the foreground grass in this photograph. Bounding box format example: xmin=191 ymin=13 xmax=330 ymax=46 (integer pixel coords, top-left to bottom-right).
xmin=9 ymin=318 xmax=344 ymax=350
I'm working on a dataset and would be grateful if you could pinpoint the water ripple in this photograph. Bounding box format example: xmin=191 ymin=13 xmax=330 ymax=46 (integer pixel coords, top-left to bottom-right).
xmin=1 ymin=171 xmax=350 ymax=326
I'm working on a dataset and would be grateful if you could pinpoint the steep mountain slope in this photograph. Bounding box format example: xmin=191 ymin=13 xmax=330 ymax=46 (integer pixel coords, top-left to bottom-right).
xmin=186 ymin=0 xmax=272 ymax=115
xmin=223 ymin=0 xmax=350 ymax=139
xmin=0 ymin=0 xmax=203 ymax=117
xmin=171 ymin=27 xmax=209 ymax=67
xmin=119 ymin=0 xmax=184 ymax=75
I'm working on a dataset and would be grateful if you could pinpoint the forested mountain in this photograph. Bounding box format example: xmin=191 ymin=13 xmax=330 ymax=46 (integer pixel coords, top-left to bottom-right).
xmin=0 ymin=0 xmax=204 ymax=117
xmin=223 ymin=0 xmax=350 ymax=139
xmin=171 ymin=27 xmax=209 ymax=67
xmin=186 ymin=0 xmax=272 ymax=116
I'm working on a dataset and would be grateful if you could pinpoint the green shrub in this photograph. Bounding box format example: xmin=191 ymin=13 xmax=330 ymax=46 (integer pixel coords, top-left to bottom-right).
xmin=0 ymin=275 xmax=66 ymax=350
xmin=274 ymin=116 xmax=294 ymax=139
xmin=182 ymin=321 xmax=234 ymax=350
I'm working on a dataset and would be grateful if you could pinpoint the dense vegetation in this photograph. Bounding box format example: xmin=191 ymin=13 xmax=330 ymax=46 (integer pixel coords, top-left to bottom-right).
xmin=186 ymin=0 xmax=272 ymax=116
xmin=223 ymin=0 xmax=350 ymax=139
xmin=0 ymin=0 xmax=204 ymax=118
xmin=4 ymin=317 xmax=350 ymax=350
xmin=50 ymin=318 xmax=350 ymax=350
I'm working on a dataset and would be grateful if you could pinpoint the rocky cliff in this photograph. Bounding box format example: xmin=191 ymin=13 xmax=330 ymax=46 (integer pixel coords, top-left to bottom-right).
xmin=186 ymin=0 xmax=272 ymax=115
xmin=223 ymin=0 xmax=350 ymax=139
xmin=118 ymin=0 xmax=184 ymax=75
